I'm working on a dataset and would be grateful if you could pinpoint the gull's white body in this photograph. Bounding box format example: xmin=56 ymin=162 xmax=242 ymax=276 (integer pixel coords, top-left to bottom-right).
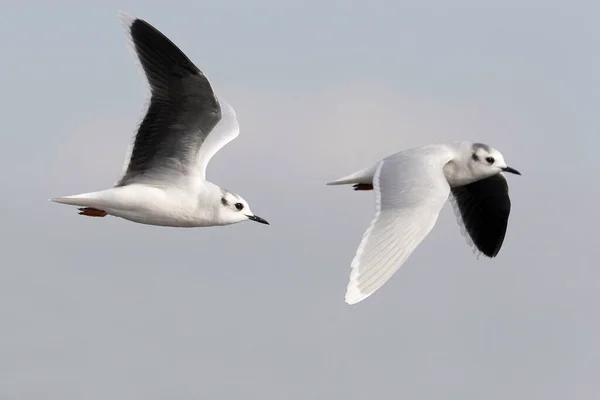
xmin=56 ymin=181 xmax=224 ymax=227
xmin=52 ymin=12 xmax=267 ymax=228
xmin=328 ymin=142 xmax=520 ymax=305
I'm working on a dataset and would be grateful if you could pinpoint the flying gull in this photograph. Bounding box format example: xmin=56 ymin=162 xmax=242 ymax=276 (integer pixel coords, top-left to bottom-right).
xmin=327 ymin=142 xmax=520 ymax=304
xmin=52 ymin=11 xmax=269 ymax=227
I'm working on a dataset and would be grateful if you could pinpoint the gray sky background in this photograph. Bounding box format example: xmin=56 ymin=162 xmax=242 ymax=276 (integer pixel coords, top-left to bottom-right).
xmin=2 ymin=0 xmax=599 ymax=399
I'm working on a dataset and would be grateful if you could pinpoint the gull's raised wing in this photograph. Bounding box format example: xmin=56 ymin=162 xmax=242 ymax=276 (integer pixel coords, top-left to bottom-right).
xmin=116 ymin=12 xmax=239 ymax=186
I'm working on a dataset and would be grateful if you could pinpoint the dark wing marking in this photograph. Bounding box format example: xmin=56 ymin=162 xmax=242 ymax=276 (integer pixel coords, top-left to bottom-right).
xmin=117 ymin=16 xmax=221 ymax=186
xmin=450 ymin=174 xmax=512 ymax=257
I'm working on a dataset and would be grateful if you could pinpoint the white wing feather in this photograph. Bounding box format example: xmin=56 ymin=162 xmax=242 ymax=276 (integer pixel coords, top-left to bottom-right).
xmin=196 ymin=97 xmax=240 ymax=180
xmin=345 ymin=148 xmax=453 ymax=305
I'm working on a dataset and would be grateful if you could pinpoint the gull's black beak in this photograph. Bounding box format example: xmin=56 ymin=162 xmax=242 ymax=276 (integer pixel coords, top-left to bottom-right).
xmin=248 ymin=215 xmax=269 ymax=225
xmin=502 ymin=166 xmax=521 ymax=175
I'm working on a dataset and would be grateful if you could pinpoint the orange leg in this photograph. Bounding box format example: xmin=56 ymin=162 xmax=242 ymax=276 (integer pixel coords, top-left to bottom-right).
xmin=78 ymin=207 xmax=108 ymax=217
xmin=353 ymin=183 xmax=374 ymax=191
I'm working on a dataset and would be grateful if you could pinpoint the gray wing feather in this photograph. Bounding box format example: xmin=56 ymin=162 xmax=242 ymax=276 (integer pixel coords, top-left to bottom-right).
xmin=116 ymin=14 xmax=221 ymax=187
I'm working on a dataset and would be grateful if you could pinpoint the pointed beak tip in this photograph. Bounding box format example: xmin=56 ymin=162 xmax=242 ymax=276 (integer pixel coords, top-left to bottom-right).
xmin=502 ymin=166 xmax=521 ymax=176
xmin=248 ymin=215 xmax=269 ymax=225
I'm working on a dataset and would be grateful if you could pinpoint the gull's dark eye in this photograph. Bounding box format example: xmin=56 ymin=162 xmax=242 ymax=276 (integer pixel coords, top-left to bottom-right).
xmin=485 ymin=156 xmax=495 ymax=164
xmin=235 ymin=203 xmax=244 ymax=211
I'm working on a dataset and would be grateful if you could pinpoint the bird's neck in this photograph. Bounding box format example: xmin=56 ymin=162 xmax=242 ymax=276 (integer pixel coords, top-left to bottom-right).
xmin=443 ymin=159 xmax=479 ymax=187
xmin=186 ymin=181 xmax=222 ymax=225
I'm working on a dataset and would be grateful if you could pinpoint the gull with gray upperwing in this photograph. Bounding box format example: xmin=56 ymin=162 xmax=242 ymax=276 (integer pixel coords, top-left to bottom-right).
xmin=51 ymin=11 xmax=268 ymax=228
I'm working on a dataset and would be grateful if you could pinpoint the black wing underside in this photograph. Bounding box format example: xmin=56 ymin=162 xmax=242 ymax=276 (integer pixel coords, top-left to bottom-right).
xmin=117 ymin=17 xmax=222 ymax=186
xmin=450 ymin=174 xmax=512 ymax=258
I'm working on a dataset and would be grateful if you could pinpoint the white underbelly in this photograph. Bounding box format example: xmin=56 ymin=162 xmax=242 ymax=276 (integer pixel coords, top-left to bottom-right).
xmin=101 ymin=185 xmax=209 ymax=227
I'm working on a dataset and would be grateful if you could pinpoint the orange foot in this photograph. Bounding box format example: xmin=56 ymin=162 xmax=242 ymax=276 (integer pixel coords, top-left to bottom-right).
xmin=78 ymin=207 xmax=108 ymax=217
xmin=353 ymin=183 xmax=374 ymax=191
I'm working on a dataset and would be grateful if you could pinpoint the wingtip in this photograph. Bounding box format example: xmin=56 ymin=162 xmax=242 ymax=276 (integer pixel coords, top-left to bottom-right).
xmin=344 ymin=283 xmax=368 ymax=305
xmin=345 ymin=297 xmax=359 ymax=306
xmin=117 ymin=10 xmax=136 ymax=29
xmin=344 ymin=293 xmax=364 ymax=306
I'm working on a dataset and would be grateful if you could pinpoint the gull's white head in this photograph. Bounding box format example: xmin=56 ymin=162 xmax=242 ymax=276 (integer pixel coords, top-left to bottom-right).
xmin=217 ymin=190 xmax=269 ymax=226
xmin=468 ymin=143 xmax=521 ymax=179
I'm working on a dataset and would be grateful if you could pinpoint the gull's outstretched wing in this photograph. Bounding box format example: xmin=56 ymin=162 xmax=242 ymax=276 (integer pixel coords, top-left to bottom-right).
xmin=345 ymin=147 xmax=453 ymax=305
xmin=449 ymin=173 xmax=511 ymax=258
xmin=116 ymin=11 xmax=239 ymax=187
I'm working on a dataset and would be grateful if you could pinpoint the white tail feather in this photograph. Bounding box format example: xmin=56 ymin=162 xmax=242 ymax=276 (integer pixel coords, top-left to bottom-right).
xmin=326 ymin=165 xmax=378 ymax=186
xmin=50 ymin=191 xmax=107 ymax=208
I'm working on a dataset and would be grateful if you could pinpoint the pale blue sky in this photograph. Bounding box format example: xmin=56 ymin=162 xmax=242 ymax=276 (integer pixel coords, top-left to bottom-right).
xmin=2 ymin=1 xmax=599 ymax=399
